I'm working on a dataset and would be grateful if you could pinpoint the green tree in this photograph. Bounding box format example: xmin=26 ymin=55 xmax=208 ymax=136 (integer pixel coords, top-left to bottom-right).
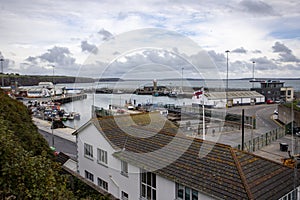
xmin=0 ymin=121 xmax=75 ymax=199
xmin=0 ymin=90 xmax=51 ymax=157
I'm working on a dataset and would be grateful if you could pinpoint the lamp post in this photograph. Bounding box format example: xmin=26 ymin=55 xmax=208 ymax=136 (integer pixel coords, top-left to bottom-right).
xmin=252 ymin=61 xmax=255 ymax=88
xmin=181 ymin=67 xmax=184 ymax=93
xmin=50 ymin=64 xmax=55 ymax=148
xmin=0 ymin=57 xmax=4 ymax=87
xmin=225 ymin=50 xmax=230 ymax=108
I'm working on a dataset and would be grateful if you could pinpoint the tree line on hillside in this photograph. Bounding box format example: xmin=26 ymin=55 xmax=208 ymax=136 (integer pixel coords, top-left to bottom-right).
xmin=0 ymin=74 xmax=122 ymax=87
xmin=0 ymin=90 xmax=109 ymax=199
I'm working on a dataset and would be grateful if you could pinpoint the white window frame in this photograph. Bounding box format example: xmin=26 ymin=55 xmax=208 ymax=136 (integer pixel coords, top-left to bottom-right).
xmin=121 ymin=160 xmax=128 ymax=177
xmin=84 ymin=143 xmax=93 ymax=159
xmin=278 ymin=186 xmax=299 ymax=200
xmin=97 ymin=177 xmax=108 ymax=191
xmin=140 ymin=169 xmax=156 ymax=200
xmin=84 ymin=170 xmax=94 ymax=182
xmin=175 ymin=183 xmax=198 ymax=200
xmin=97 ymin=148 xmax=108 ymax=165
xmin=121 ymin=191 xmax=129 ymax=200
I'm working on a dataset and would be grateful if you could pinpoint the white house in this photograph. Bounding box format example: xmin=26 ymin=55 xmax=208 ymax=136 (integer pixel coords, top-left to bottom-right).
xmin=192 ymin=91 xmax=265 ymax=108
xmin=75 ymin=112 xmax=300 ymax=200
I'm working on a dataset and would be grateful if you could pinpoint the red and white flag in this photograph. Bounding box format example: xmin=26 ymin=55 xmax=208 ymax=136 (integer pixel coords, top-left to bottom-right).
xmin=193 ymin=88 xmax=204 ymax=99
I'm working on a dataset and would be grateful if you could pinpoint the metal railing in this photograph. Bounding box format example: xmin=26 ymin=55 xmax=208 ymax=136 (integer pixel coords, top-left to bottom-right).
xmin=236 ymin=127 xmax=285 ymax=152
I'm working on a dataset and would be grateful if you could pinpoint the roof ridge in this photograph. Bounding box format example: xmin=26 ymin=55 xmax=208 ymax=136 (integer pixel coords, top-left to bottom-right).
xmin=230 ymin=148 xmax=254 ymax=200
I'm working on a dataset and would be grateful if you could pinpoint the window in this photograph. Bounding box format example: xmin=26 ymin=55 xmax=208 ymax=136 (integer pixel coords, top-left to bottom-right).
xmin=121 ymin=191 xmax=129 ymax=200
xmin=97 ymin=177 xmax=108 ymax=191
xmin=97 ymin=148 xmax=107 ymax=165
xmin=278 ymin=187 xmax=299 ymax=200
xmin=121 ymin=160 xmax=128 ymax=176
xmin=140 ymin=170 xmax=156 ymax=200
xmin=84 ymin=143 xmax=93 ymax=159
xmin=85 ymin=170 xmax=94 ymax=182
xmin=176 ymin=183 xmax=198 ymax=200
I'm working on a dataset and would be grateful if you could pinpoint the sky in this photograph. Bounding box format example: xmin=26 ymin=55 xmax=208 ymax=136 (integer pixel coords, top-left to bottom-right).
xmin=0 ymin=0 xmax=300 ymax=80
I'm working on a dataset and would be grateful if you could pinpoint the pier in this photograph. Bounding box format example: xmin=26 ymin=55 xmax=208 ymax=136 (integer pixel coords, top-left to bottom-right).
xmin=52 ymin=93 xmax=87 ymax=104
xmin=24 ymin=93 xmax=87 ymax=104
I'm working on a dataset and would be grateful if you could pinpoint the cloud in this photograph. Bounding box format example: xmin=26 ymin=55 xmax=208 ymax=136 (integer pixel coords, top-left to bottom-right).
xmin=251 ymin=56 xmax=278 ymax=70
xmin=239 ymin=0 xmax=277 ymax=16
xmin=272 ymin=41 xmax=291 ymax=53
xmin=207 ymin=50 xmax=226 ymax=63
xmin=252 ymin=50 xmax=262 ymax=54
xmin=81 ymin=41 xmax=98 ymax=54
xmin=0 ymin=51 xmax=15 ymax=72
xmin=22 ymin=46 xmax=79 ymax=75
xmin=98 ymin=28 xmax=114 ymax=41
xmin=231 ymin=47 xmax=247 ymax=54
xmin=39 ymin=46 xmax=76 ymax=66
xmin=272 ymin=41 xmax=300 ymax=62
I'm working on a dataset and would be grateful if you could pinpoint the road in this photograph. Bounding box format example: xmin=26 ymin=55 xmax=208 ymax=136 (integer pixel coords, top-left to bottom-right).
xmin=37 ymin=104 xmax=281 ymax=157
xmin=227 ymin=104 xmax=280 ymax=132
xmin=38 ymin=129 xmax=77 ymax=160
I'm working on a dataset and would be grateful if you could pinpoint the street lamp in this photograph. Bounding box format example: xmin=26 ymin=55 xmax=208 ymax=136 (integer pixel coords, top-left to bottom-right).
xmin=50 ymin=64 xmax=55 ymax=148
xmin=0 ymin=57 xmax=4 ymax=87
xmin=181 ymin=67 xmax=184 ymax=93
xmin=252 ymin=61 xmax=255 ymax=88
xmin=225 ymin=50 xmax=230 ymax=108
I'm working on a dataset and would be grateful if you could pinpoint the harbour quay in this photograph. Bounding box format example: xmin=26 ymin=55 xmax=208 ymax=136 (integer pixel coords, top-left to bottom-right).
xmin=52 ymin=93 xmax=87 ymax=104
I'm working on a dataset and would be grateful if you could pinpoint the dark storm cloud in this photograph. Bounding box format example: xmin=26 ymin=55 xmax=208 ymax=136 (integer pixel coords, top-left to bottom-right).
xmin=98 ymin=28 xmax=113 ymax=41
xmin=239 ymin=0 xmax=277 ymax=16
xmin=231 ymin=47 xmax=247 ymax=54
xmin=81 ymin=41 xmax=98 ymax=54
xmin=272 ymin=41 xmax=300 ymax=62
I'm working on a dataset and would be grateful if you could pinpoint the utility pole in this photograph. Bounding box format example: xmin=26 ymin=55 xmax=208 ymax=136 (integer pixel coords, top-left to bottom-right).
xmin=0 ymin=57 xmax=4 ymax=87
xmin=252 ymin=61 xmax=255 ymax=88
xmin=242 ymin=109 xmax=245 ymax=151
xmin=225 ymin=50 xmax=230 ymax=108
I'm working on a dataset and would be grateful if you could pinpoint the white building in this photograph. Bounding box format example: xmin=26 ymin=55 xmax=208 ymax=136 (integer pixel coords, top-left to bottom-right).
xmin=75 ymin=112 xmax=300 ymax=200
xmin=280 ymin=87 xmax=294 ymax=102
xmin=192 ymin=91 xmax=265 ymax=108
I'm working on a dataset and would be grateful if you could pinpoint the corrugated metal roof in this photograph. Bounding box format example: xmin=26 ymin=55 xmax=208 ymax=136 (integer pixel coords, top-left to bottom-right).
xmin=88 ymin=112 xmax=299 ymax=200
xmin=205 ymin=91 xmax=264 ymax=100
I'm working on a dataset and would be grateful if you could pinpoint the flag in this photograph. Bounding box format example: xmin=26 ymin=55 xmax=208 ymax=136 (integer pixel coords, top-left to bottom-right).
xmin=193 ymin=88 xmax=204 ymax=99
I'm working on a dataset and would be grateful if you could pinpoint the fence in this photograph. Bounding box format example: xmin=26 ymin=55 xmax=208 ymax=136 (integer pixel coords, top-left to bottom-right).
xmin=236 ymin=127 xmax=285 ymax=152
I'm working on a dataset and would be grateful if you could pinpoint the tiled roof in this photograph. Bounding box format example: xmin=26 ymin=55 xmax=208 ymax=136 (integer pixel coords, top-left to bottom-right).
xmin=88 ymin=112 xmax=299 ymax=200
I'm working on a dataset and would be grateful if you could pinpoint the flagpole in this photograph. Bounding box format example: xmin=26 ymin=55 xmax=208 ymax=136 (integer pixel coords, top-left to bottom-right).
xmin=202 ymin=88 xmax=205 ymax=140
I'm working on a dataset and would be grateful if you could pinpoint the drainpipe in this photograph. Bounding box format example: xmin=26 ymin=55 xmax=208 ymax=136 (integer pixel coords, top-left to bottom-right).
xmin=109 ymin=175 xmax=120 ymax=197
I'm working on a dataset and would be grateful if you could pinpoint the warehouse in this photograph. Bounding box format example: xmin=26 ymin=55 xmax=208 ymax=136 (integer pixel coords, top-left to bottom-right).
xmin=192 ymin=90 xmax=265 ymax=108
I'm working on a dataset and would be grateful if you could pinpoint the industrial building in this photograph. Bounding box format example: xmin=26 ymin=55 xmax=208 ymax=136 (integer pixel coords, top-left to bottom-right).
xmin=251 ymin=80 xmax=294 ymax=103
xmin=192 ymin=91 xmax=265 ymax=108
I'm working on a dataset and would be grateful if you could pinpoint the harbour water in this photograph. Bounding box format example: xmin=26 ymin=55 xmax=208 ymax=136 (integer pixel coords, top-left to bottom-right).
xmin=57 ymin=78 xmax=300 ymax=129
xmin=58 ymin=78 xmax=300 ymax=92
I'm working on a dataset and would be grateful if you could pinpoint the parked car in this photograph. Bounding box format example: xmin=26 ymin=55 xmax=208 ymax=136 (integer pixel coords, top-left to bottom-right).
xmin=266 ymin=99 xmax=274 ymax=104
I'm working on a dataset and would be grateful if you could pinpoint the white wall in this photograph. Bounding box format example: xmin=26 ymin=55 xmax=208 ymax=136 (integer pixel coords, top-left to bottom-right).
xmin=77 ymin=123 xmax=217 ymax=200
xmin=156 ymin=176 xmax=176 ymax=200
xmin=77 ymin=123 xmax=145 ymax=199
